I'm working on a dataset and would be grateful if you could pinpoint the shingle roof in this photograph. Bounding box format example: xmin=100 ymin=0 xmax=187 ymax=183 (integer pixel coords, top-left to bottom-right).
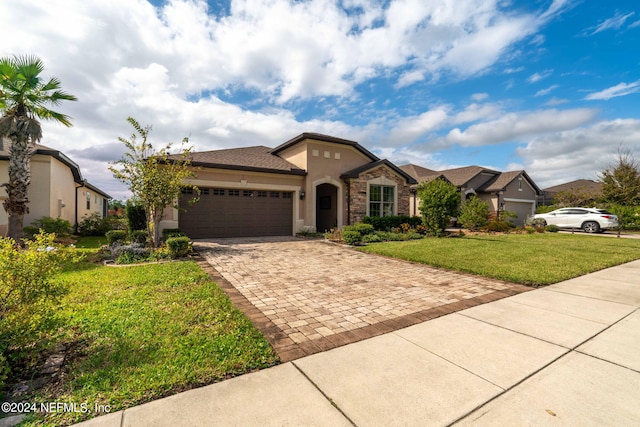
xmin=439 ymin=166 xmax=499 ymax=186
xmin=543 ymin=179 xmax=602 ymax=194
xmin=172 ymin=145 xmax=306 ymax=175
xmin=398 ymin=164 xmax=439 ymax=181
xmin=341 ymin=159 xmax=417 ymax=184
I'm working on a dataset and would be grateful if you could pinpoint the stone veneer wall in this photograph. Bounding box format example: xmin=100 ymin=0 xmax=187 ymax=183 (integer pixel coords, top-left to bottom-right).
xmin=346 ymin=166 xmax=411 ymax=224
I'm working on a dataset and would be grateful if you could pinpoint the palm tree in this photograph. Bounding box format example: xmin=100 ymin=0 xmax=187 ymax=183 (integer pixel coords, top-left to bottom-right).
xmin=0 ymin=55 xmax=77 ymax=242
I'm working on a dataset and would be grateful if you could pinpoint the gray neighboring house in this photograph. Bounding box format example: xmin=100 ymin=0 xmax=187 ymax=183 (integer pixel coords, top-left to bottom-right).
xmin=400 ymin=164 xmax=542 ymax=226
xmin=538 ymin=179 xmax=602 ymax=206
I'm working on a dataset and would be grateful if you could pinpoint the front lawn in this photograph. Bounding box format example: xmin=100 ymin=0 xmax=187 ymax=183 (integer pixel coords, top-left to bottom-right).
xmin=15 ymin=258 xmax=278 ymax=426
xmin=358 ymin=233 xmax=640 ymax=286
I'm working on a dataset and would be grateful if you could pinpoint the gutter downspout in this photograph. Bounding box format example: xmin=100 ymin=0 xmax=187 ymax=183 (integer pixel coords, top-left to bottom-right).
xmin=74 ymin=180 xmax=86 ymax=234
xmin=345 ymin=180 xmax=351 ymax=226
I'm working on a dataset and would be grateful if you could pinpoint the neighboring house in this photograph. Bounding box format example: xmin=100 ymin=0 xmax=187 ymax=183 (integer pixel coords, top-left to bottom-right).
xmin=161 ymin=133 xmax=417 ymax=238
xmin=0 ymin=138 xmax=111 ymax=236
xmin=400 ymin=164 xmax=542 ymax=226
xmin=538 ymin=179 xmax=602 ymax=206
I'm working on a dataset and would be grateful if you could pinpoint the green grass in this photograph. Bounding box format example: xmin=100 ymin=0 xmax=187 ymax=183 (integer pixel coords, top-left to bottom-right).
xmin=358 ymin=233 xmax=640 ymax=286
xmin=73 ymin=236 xmax=107 ymax=248
xmin=20 ymin=257 xmax=278 ymax=426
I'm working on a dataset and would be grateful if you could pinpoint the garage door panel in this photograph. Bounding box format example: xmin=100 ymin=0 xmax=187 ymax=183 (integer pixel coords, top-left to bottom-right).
xmin=179 ymin=188 xmax=293 ymax=238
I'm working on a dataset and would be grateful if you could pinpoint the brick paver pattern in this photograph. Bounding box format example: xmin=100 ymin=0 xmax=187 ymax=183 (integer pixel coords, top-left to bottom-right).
xmin=195 ymin=237 xmax=527 ymax=359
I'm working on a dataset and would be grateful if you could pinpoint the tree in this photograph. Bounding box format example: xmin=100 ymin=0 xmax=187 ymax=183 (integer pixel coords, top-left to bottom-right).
xmin=0 ymin=55 xmax=77 ymax=242
xmin=109 ymin=117 xmax=198 ymax=247
xmin=599 ymin=147 xmax=640 ymax=206
xmin=417 ymin=179 xmax=460 ymax=236
xmin=458 ymin=196 xmax=489 ymax=230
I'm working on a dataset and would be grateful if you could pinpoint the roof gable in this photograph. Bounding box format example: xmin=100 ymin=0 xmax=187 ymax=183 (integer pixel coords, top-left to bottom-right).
xmin=173 ymin=145 xmax=306 ymax=175
xmin=341 ymin=160 xmax=417 ymax=184
xmin=439 ymin=166 xmax=500 ymax=186
xmin=270 ymin=132 xmax=379 ymax=162
xmin=544 ymin=179 xmax=602 ymax=194
xmin=479 ymin=170 xmax=542 ymax=194
xmin=398 ymin=164 xmax=439 ymax=181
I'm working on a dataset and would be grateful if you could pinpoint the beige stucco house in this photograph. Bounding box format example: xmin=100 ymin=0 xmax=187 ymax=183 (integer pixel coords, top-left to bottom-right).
xmin=161 ymin=133 xmax=417 ymax=238
xmin=400 ymin=164 xmax=541 ymax=226
xmin=0 ymin=139 xmax=111 ymax=236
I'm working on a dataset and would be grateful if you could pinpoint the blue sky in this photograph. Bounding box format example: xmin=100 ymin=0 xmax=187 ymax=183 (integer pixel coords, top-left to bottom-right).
xmin=1 ymin=0 xmax=639 ymax=200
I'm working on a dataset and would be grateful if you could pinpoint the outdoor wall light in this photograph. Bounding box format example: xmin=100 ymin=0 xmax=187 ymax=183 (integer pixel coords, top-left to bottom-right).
xmin=300 ymin=190 xmax=305 ymax=200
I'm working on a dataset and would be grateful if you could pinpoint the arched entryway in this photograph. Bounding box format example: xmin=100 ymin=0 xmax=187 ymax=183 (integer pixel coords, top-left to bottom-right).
xmin=316 ymin=183 xmax=338 ymax=232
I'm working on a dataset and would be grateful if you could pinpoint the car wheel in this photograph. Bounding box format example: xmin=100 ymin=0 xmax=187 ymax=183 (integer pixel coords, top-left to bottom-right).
xmin=582 ymin=221 xmax=600 ymax=233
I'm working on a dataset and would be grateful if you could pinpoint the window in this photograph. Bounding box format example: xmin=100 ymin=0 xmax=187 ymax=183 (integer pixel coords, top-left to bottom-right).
xmin=201 ymin=188 xmax=209 ymax=195
xmin=243 ymin=190 xmax=253 ymax=197
xmin=270 ymin=192 xmax=280 ymax=198
xmin=257 ymin=191 xmax=267 ymax=197
xmin=369 ymin=185 xmax=394 ymax=217
xmin=282 ymin=192 xmax=292 ymax=199
xmin=213 ymin=189 xmax=225 ymax=196
xmin=86 ymin=192 xmax=91 ymax=210
xmin=228 ymin=190 xmax=240 ymax=196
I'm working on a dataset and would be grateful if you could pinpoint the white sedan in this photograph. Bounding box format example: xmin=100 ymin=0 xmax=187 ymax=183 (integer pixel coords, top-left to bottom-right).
xmin=532 ymin=208 xmax=619 ymax=233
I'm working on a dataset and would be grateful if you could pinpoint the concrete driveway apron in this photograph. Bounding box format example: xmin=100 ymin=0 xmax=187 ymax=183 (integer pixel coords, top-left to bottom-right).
xmin=194 ymin=237 xmax=531 ymax=362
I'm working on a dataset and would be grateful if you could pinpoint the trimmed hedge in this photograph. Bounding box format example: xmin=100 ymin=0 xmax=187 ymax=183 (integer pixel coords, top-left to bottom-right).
xmin=106 ymin=230 xmax=127 ymax=245
xmin=166 ymin=236 xmax=191 ymax=258
xmin=162 ymin=228 xmax=186 ymax=240
xmin=362 ymin=215 xmax=422 ymax=231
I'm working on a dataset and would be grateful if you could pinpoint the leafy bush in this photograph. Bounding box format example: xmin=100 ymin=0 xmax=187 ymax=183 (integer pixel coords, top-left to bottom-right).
xmin=130 ymin=230 xmax=149 ymax=245
xmin=418 ymin=179 xmax=460 ymax=237
xmin=361 ymin=233 xmax=382 ymax=243
xmin=459 ymin=196 xmax=489 ymax=230
xmin=0 ymin=233 xmax=81 ymax=389
xmin=545 ymin=224 xmax=560 ymax=232
xmin=106 ymin=230 xmax=127 ymax=245
xmin=111 ymin=243 xmax=150 ymax=264
xmin=363 ymin=215 xmax=422 ymax=231
xmin=126 ymin=201 xmax=147 ymax=233
xmin=343 ymin=223 xmax=375 ymax=235
xmin=162 ymin=228 xmax=186 ymax=240
xmin=605 ymin=204 xmax=640 ymax=230
xmin=342 ymin=230 xmax=362 ymax=245
xmin=486 ymin=221 xmax=513 ymax=232
xmin=375 ymin=231 xmax=405 ymax=241
xmin=404 ymin=232 xmax=423 ymax=240
xmin=77 ymin=212 xmax=111 ymax=236
xmin=323 ymin=229 xmax=341 ymax=242
xmin=23 ymin=216 xmax=73 ymax=237
xmin=166 ymin=236 xmax=191 ymax=258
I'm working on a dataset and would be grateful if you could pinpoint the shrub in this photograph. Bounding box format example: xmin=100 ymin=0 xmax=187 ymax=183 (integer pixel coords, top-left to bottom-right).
xmin=23 ymin=216 xmax=73 ymax=237
xmin=106 ymin=230 xmax=127 ymax=245
xmin=404 ymin=231 xmax=423 ymax=240
xmin=77 ymin=212 xmax=111 ymax=236
xmin=545 ymin=224 xmax=560 ymax=232
xmin=605 ymin=204 xmax=640 ymax=230
xmin=361 ymin=233 xmax=382 ymax=243
xmin=130 ymin=230 xmax=149 ymax=245
xmin=0 ymin=233 xmax=81 ymax=389
xmin=343 ymin=223 xmax=375 ymax=235
xmin=162 ymin=228 xmax=186 ymax=240
xmin=459 ymin=197 xmax=489 ymax=230
xmin=341 ymin=230 xmax=362 ymax=245
xmin=363 ymin=215 xmax=422 ymax=231
xmin=486 ymin=221 xmax=513 ymax=232
xmin=166 ymin=236 xmax=191 ymax=258
xmin=417 ymin=179 xmax=460 ymax=237
xmin=324 ymin=229 xmax=341 ymax=242
xmin=111 ymin=243 xmax=150 ymax=264
xmin=126 ymin=201 xmax=147 ymax=233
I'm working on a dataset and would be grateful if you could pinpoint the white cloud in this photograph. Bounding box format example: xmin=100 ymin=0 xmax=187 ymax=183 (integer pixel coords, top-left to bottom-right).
xmin=471 ymin=93 xmax=489 ymax=101
xmin=517 ymin=118 xmax=640 ymax=188
xmin=440 ymin=108 xmax=597 ymax=147
xmin=586 ymin=11 xmax=635 ymax=35
xmin=527 ymin=69 xmax=553 ymax=83
xmin=584 ymin=81 xmax=640 ymax=101
xmin=545 ymin=97 xmax=569 ymax=106
xmin=535 ymin=84 xmax=559 ymax=97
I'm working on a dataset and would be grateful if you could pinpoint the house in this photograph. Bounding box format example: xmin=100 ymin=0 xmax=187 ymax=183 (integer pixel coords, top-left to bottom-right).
xmin=400 ymin=164 xmax=542 ymax=226
xmin=538 ymin=179 xmax=602 ymax=206
xmin=161 ymin=133 xmax=417 ymax=238
xmin=0 ymin=139 xmax=111 ymax=236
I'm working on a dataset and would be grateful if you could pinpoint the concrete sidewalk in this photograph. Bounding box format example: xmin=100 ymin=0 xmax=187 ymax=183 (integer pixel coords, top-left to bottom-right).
xmin=77 ymin=260 xmax=640 ymax=427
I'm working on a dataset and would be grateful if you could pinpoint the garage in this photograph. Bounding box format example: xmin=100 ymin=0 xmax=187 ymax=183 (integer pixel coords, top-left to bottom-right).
xmin=503 ymin=199 xmax=535 ymax=226
xmin=179 ymin=188 xmax=293 ymax=238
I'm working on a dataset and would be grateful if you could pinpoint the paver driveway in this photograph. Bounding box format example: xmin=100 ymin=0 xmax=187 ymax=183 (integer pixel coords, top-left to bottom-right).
xmin=194 ymin=237 xmax=531 ymax=362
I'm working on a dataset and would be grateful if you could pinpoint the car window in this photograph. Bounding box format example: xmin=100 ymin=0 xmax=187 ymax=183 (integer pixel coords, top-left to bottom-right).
xmin=568 ymin=209 xmax=588 ymax=214
xmin=596 ymin=209 xmax=613 ymax=214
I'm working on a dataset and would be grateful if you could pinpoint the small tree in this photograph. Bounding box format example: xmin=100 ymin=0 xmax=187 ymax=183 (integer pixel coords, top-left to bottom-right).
xmin=459 ymin=196 xmax=489 ymax=230
xmin=109 ymin=117 xmax=198 ymax=247
xmin=418 ymin=179 xmax=460 ymax=236
xmin=599 ymin=147 xmax=640 ymax=206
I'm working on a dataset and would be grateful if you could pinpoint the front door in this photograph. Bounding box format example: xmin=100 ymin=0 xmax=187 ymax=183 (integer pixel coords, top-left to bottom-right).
xmin=316 ymin=183 xmax=337 ymax=233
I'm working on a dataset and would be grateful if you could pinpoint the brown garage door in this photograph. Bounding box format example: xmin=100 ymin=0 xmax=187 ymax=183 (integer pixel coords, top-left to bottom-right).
xmin=179 ymin=188 xmax=293 ymax=238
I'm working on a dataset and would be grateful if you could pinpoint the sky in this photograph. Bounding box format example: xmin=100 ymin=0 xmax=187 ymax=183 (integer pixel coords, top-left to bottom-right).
xmin=1 ymin=0 xmax=639 ymax=201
